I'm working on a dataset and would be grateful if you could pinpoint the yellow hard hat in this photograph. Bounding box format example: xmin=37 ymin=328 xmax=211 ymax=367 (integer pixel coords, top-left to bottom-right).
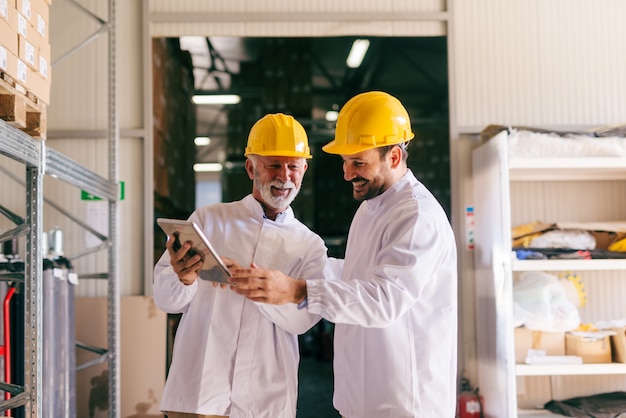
xmin=245 ymin=113 xmax=312 ymax=158
xmin=322 ymin=91 xmax=414 ymax=155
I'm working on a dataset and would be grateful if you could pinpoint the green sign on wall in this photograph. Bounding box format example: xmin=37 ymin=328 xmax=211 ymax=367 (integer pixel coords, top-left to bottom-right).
xmin=81 ymin=181 xmax=125 ymax=201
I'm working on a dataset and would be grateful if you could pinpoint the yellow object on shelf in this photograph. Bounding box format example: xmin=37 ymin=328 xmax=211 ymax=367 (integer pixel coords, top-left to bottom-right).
xmin=560 ymin=273 xmax=587 ymax=308
xmin=608 ymin=237 xmax=626 ymax=252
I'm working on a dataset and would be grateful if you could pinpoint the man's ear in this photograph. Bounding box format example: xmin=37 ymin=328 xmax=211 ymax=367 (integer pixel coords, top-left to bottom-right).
xmin=244 ymin=158 xmax=254 ymax=180
xmin=389 ymin=145 xmax=403 ymax=168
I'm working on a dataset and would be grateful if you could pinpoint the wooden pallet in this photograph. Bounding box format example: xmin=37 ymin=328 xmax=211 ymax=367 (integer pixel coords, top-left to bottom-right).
xmin=0 ymin=72 xmax=46 ymax=140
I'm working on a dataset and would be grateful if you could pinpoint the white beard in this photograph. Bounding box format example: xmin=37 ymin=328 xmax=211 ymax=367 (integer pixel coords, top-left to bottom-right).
xmin=256 ymin=178 xmax=299 ymax=211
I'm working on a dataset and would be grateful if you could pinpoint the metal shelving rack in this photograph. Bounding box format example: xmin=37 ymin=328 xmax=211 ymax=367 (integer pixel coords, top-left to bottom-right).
xmin=0 ymin=0 xmax=120 ymax=415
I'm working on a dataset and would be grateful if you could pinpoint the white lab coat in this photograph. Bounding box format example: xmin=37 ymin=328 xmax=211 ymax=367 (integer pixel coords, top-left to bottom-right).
xmin=153 ymin=195 xmax=327 ymax=417
xmin=306 ymin=170 xmax=458 ymax=418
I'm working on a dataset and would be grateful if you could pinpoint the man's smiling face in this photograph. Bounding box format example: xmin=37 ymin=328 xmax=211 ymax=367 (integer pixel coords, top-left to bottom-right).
xmin=341 ymin=147 xmax=395 ymax=201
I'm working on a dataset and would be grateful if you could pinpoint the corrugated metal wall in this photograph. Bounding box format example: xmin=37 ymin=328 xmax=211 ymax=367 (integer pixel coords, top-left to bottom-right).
xmin=148 ymin=0 xmax=447 ymax=37
xmin=453 ymin=0 xmax=626 ymax=131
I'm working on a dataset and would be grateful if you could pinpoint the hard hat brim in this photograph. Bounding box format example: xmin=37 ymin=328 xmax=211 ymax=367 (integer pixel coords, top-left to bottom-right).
xmin=322 ymin=140 xmax=371 ymax=155
xmin=322 ymin=135 xmax=414 ymax=156
xmin=245 ymin=150 xmax=312 ymax=159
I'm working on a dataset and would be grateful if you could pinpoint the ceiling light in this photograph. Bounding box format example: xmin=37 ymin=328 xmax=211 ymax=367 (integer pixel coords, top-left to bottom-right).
xmin=192 ymin=94 xmax=241 ymax=105
xmin=325 ymin=110 xmax=338 ymax=122
xmin=193 ymin=163 xmax=223 ymax=172
xmin=194 ymin=136 xmax=212 ymax=146
xmin=346 ymin=39 xmax=370 ymax=68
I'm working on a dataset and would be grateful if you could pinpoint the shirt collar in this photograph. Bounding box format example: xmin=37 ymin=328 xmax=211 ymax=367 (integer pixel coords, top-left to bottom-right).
xmin=364 ymin=170 xmax=416 ymax=211
xmin=242 ymin=194 xmax=294 ymax=224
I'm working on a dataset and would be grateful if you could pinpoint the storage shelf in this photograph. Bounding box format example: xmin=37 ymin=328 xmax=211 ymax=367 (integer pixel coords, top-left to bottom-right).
xmin=473 ymin=130 xmax=626 ymax=417
xmin=512 ymin=258 xmax=626 ymax=271
xmin=509 ymin=157 xmax=626 ymax=181
xmin=518 ymin=409 xmax=566 ymax=417
xmin=516 ymin=363 xmax=626 ymax=376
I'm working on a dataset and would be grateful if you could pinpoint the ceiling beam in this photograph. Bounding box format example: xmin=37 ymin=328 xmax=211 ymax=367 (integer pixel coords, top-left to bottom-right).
xmin=150 ymin=11 xmax=448 ymax=23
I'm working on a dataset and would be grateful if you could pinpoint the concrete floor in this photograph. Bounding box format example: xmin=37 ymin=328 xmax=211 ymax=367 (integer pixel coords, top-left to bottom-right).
xmin=296 ymin=355 xmax=340 ymax=418
xmin=296 ymin=323 xmax=340 ymax=418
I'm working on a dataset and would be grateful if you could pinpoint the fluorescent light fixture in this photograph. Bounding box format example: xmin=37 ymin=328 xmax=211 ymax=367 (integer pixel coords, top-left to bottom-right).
xmin=192 ymin=94 xmax=241 ymax=105
xmin=194 ymin=163 xmax=223 ymax=172
xmin=194 ymin=136 xmax=212 ymax=146
xmin=346 ymin=39 xmax=370 ymax=68
xmin=325 ymin=110 xmax=339 ymax=122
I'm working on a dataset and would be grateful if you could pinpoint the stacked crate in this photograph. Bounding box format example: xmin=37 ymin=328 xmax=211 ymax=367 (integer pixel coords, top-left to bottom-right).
xmin=152 ymin=38 xmax=197 ymax=261
xmin=0 ymin=0 xmax=51 ymax=139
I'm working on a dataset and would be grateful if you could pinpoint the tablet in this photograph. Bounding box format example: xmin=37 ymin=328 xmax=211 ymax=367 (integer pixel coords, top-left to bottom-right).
xmin=156 ymin=218 xmax=232 ymax=285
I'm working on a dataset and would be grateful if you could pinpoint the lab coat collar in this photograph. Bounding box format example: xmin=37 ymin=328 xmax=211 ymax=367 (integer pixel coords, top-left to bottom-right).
xmin=243 ymin=194 xmax=294 ymax=223
xmin=364 ymin=170 xmax=417 ymax=211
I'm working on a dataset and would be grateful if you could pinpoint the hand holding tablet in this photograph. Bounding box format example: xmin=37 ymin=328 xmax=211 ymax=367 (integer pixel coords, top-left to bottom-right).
xmin=157 ymin=218 xmax=233 ymax=285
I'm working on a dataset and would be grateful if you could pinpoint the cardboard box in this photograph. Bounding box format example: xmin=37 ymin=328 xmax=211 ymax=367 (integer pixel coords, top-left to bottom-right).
xmin=1 ymin=2 xmax=18 ymax=32
xmin=76 ymin=296 xmax=166 ymax=418
xmin=514 ymin=327 xmax=565 ymax=363
xmin=566 ymin=332 xmax=612 ymax=363
xmin=0 ymin=45 xmax=7 ymax=72
xmin=0 ymin=18 xmax=18 ymax=56
xmin=31 ymin=0 xmax=48 ymax=31
xmin=26 ymin=65 xmax=49 ymax=104
xmin=37 ymin=46 xmax=48 ymax=80
xmin=611 ymin=327 xmax=626 ymax=363
xmin=1 ymin=49 xmax=21 ymax=86
xmin=16 ymin=10 xmax=27 ymax=37
xmin=18 ymin=34 xmax=37 ymax=70
xmin=16 ymin=0 xmax=32 ymax=22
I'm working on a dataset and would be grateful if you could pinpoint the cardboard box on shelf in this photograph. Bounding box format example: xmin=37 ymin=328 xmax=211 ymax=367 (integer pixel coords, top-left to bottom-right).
xmin=611 ymin=327 xmax=626 ymax=363
xmin=0 ymin=18 xmax=18 ymax=56
xmin=1 ymin=50 xmax=47 ymax=139
xmin=566 ymin=332 xmax=612 ymax=363
xmin=26 ymin=65 xmax=49 ymax=104
xmin=31 ymin=0 xmax=49 ymax=25
xmin=514 ymin=327 xmax=565 ymax=363
xmin=22 ymin=19 xmax=46 ymax=51
xmin=16 ymin=0 xmax=32 ymax=22
xmin=16 ymin=10 xmax=27 ymax=37
xmin=1 ymin=51 xmax=22 ymax=88
xmin=16 ymin=0 xmax=49 ymax=25
xmin=37 ymin=49 xmax=48 ymax=80
xmin=0 ymin=45 xmax=7 ymax=72
xmin=18 ymin=34 xmax=37 ymax=70
xmin=1 ymin=2 xmax=18 ymax=30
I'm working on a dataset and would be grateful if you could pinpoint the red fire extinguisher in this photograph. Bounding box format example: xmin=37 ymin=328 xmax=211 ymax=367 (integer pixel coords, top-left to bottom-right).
xmin=456 ymin=377 xmax=484 ymax=418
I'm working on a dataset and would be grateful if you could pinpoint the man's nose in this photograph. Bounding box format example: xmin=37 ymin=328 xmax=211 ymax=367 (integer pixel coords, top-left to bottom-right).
xmin=277 ymin=164 xmax=289 ymax=181
xmin=343 ymin=163 xmax=355 ymax=181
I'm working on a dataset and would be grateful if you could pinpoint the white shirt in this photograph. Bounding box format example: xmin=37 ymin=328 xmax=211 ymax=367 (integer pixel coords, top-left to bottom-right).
xmin=306 ymin=170 xmax=458 ymax=418
xmin=153 ymin=195 xmax=327 ymax=417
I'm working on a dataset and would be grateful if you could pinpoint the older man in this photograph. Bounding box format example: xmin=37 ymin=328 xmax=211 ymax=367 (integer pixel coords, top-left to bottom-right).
xmin=153 ymin=113 xmax=327 ymax=418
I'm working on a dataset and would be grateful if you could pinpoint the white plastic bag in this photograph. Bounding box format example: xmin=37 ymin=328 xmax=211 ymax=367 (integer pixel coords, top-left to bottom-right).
xmin=513 ymin=271 xmax=581 ymax=332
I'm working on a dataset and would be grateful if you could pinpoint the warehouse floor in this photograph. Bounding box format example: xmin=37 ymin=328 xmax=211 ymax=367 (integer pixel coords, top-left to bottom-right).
xmin=297 ymin=355 xmax=339 ymax=418
xmin=296 ymin=322 xmax=339 ymax=418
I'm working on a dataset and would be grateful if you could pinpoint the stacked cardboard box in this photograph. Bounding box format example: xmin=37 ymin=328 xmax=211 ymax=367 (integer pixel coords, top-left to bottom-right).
xmin=0 ymin=0 xmax=50 ymax=138
xmin=514 ymin=327 xmax=566 ymax=363
xmin=566 ymin=332 xmax=612 ymax=363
